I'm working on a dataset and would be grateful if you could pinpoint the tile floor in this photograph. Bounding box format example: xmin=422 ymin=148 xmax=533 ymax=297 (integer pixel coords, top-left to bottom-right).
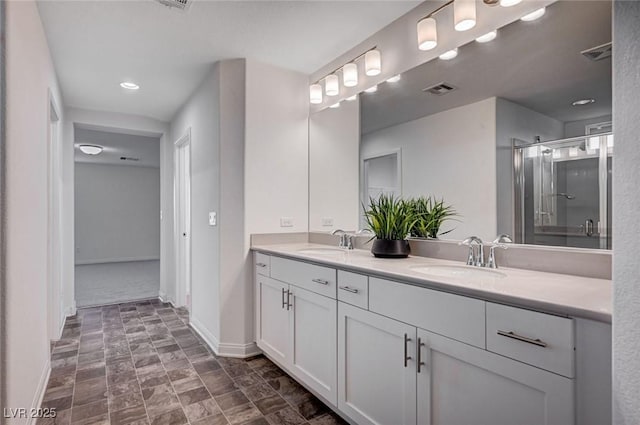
xmin=40 ymin=299 xmax=347 ymax=425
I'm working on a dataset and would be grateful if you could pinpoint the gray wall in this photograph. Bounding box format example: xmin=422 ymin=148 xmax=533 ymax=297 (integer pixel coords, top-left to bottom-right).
xmin=74 ymin=162 xmax=160 ymax=264
xmin=613 ymin=1 xmax=640 ymax=423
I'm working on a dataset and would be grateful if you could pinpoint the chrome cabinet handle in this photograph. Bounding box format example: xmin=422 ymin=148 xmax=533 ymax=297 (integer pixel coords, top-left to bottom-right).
xmin=339 ymin=286 xmax=359 ymax=294
xmin=281 ymin=288 xmax=286 ymax=309
xmin=312 ymin=278 xmax=330 ymax=285
xmin=417 ymin=338 xmax=425 ymax=373
xmin=497 ymin=330 xmax=548 ymax=348
xmin=256 ymin=262 xmax=267 ymax=268
xmin=286 ymin=290 xmax=292 ymax=310
xmin=404 ymin=333 xmax=412 ymax=368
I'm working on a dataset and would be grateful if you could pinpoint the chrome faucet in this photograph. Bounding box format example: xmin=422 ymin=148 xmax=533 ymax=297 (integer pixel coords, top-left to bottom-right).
xmin=331 ymin=229 xmax=353 ymax=249
xmin=486 ymin=234 xmax=513 ymax=269
xmin=460 ymin=236 xmax=485 ymax=267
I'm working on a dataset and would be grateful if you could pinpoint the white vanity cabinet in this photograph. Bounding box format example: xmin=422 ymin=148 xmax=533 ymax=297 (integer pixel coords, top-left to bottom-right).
xmin=256 ymin=275 xmax=290 ymax=365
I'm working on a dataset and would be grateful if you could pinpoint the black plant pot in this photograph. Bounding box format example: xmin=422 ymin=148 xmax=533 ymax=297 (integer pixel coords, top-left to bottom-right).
xmin=371 ymin=239 xmax=411 ymax=259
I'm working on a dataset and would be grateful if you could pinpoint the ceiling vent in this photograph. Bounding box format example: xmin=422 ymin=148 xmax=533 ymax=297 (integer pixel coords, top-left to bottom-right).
xmin=581 ymin=42 xmax=612 ymax=62
xmin=120 ymin=156 xmax=140 ymax=162
xmin=423 ymin=82 xmax=458 ymax=96
xmin=154 ymin=0 xmax=190 ymax=11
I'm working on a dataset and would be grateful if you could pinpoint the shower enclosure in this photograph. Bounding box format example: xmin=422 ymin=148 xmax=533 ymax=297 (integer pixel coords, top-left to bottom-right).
xmin=514 ymin=132 xmax=613 ymax=249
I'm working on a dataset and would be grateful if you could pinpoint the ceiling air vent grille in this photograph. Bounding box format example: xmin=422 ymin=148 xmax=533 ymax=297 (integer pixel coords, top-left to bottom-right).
xmin=423 ymin=82 xmax=457 ymax=96
xmin=581 ymin=42 xmax=612 ymax=62
xmin=154 ymin=0 xmax=190 ymax=11
xmin=120 ymin=156 xmax=140 ymax=162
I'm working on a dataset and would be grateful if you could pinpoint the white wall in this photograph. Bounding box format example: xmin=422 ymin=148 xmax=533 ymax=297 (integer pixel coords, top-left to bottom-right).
xmin=361 ymin=98 xmax=497 ymax=241
xmin=495 ymin=98 xmax=565 ymax=236
xmin=74 ymin=163 xmax=160 ymax=264
xmin=309 ymin=99 xmax=360 ymax=232
xmin=5 ymin=0 xmax=65 ymax=419
xmin=564 ymin=114 xmax=612 ymax=138
xmin=613 ymin=2 xmax=640 ymax=423
xmin=62 ymin=109 xmax=170 ymax=315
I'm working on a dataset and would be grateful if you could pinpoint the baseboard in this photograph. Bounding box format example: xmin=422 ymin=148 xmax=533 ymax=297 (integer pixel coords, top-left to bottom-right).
xmin=189 ymin=316 xmax=220 ymax=354
xmin=65 ymin=300 xmax=77 ymax=317
xmin=27 ymin=359 xmax=51 ymax=425
xmin=75 ymin=256 xmax=160 ymax=266
xmin=158 ymin=293 xmax=176 ymax=307
xmin=217 ymin=342 xmax=261 ymax=358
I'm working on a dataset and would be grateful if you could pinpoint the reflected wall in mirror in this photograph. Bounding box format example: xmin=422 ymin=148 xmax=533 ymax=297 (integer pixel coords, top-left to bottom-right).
xmin=309 ymin=0 xmax=613 ymax=250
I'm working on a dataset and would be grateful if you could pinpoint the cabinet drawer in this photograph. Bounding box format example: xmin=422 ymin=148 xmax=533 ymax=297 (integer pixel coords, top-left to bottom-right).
xmin=486 ymin=303 xmax=575 ymax=378
xmin=369 ymin=278 xmax=485 ymax=348
xmin=271 ymin=256 xmax=336 ymax=299
xmin=255 ymin=252 xmax=271 ymax=276
xmin=337 ymin=270 xmax=368 ymax=310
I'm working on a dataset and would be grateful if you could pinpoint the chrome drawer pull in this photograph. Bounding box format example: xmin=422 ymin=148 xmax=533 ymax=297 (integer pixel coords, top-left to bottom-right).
xmin=497 ymin=330 xmax=548 ymax=348
xmin=404 ymin=333 xmax=412 ymax=367
xmin=339 ymin=286 xmax=359 ymax=294
xmin=417 ymin=337 xmax=425 ymax=373
xmin=256 ymin=262 xmax=267 ymax=268
xmin=281 ymin=288 xmax=286 ymax=309
xmin=312 ymin=278 xmax=330 ymax=285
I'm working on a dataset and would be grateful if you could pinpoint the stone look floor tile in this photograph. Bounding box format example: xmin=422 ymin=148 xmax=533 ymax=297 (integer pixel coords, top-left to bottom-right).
xmin=40 ymin=299 xmax=344 ymax=425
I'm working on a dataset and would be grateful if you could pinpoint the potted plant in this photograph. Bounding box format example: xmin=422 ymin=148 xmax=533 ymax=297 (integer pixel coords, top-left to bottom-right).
xmin=407 ymin=196 xmax=457 ymax=239
xmin=363 ymin=194 xmax=418 ymax=258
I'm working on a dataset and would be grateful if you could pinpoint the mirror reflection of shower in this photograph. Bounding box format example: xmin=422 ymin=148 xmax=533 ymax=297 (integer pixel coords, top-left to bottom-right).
xmin=514 ymin=131 xmax=613 ymax=250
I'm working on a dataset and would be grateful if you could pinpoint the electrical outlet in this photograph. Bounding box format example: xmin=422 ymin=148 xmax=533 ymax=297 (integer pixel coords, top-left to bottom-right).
xmin=209 ymin=212 xmax=217 ymax=226
xmin=280 ymin=217 xmax=294 ymax=227
xmin=321 ymin=217 xmax=334 ymax=227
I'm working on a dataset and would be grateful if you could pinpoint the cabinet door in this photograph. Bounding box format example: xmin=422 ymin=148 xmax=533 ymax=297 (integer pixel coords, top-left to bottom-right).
xmin=338 ymin=302 xmax=417 ymax=425
xmin=288 ymin=286 xmax=337 ymax=405
xmin=256 ymin=277 xmax=290 ymax=366
xmin=417 ymin=328 xmax=574 ymax=425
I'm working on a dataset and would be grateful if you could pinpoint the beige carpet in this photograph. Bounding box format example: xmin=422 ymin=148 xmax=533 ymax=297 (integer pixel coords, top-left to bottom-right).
xmin=75 ymin=260 xmax=160 ymax=307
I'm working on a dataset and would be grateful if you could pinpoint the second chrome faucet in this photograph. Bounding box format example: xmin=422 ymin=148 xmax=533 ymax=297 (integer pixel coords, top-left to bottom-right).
xmin=461 ymin=234 xmax=513 ymax=269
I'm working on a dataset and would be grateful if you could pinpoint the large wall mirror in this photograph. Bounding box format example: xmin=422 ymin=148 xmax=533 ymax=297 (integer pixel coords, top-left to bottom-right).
xmin=309 ymin=0 xmax=612 ymax=250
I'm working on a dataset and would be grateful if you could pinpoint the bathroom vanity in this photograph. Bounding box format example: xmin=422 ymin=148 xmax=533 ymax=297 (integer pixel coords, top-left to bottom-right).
xmin=252 ymin=243 xmax=611 ymax=425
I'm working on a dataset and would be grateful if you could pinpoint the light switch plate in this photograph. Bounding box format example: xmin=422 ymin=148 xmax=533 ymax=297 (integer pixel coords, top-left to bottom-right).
xmin=280 ymin=217 xmax=294 ymax=227
xmin=209 ymin=212 xmax=217 ymax=226
xmin=321 ymin=217 xmax=334 ymax=227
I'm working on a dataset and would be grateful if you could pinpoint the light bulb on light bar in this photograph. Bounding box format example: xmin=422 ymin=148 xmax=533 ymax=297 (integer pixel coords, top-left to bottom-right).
xmin=309 ymin=84 xmax=323 ymax=104
xmin=386 ymin=75 xmax=401 ymax=83
xmin=439 ymin=49 xmax=459 ymax=60
xmin=365 ymin=85 xmax=378 ymax=93
xmin=343 ymin=63 xmax=358 ymax=87
xmin=417 ymin=17 xmax=438 ymax=51
xmin=365 ymin=49 xmax=382 ymax=76
xmin=79 ymin=145 xmax=103 ymax=155
xmin=325 ymin=74 xmax=339 ymax=96
xmin=521 ymin=7 xmax=546 ymax=21
xmin=329 ymin=102 xmax=341 ymax=109
xmin=120 ymin=82 xmax=139 ymax=90
xmin=499 ymin=0 xmax=522 ymax=6
xmin=476 ymin=30 xmax=497 ymax=43
xmin=454 ymin=0 xmax=476 ymax=31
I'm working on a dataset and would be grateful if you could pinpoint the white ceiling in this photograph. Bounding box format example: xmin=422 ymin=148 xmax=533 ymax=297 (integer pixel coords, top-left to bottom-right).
xmin=74 ymin=127 xmax=161 ymax=168
xmin=37 ymin=0 xmax=420 ymax=122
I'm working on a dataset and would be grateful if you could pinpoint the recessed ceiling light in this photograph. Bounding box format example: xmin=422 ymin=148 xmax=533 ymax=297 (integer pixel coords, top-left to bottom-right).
xmin=346 ymin=94 xmax=358 ymax=101
xmin=79 ymin=145 xmax=103 ymax=155
xmin=476 ymin=30 xmax=498 ymax=43
xmin=521 ymin=7 xmax=546 ymax=22
xmin=439 ymin=49 xmax=459 ymax=60
xmin=499 ymin=0 xmax=522 ymax=7
xmin=365 ymin=85 xmax=378 ymax=93
xmin=572 ymin=98 xmax=595 ymax=106
xmin=329 ymin=102 xmax=341 ymax=109
xmin=386 ymin=75 xmax=401 ymax=83
xmin=120 ymin=81 xmax=140 ymax=90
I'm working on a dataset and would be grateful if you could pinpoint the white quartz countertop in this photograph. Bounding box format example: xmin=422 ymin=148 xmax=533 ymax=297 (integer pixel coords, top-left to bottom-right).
xmin=251 ymin=243 xmax=612 ymax=323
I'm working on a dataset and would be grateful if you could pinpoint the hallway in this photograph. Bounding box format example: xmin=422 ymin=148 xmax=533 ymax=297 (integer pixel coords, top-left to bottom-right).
xmin=39 ymin=300 xmax=344 ymax=425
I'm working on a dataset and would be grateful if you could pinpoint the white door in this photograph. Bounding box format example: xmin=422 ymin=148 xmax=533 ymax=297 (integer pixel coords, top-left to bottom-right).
xmin=256 ymin=277 xmax=290 ymax=366
xmin=417 ymin=328 xmax=574 ymax=425
xmin=288 ymin=286 xmax=337 ymax=405
xmin=337 ymin=302 xmax=417 ymax=425
xmin=175 ymin=132 xmax=191 ymax=309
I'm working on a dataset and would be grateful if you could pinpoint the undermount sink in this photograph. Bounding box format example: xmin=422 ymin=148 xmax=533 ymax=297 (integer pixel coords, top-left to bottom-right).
xmin=411 ymin=264 xmax=507 ymax=279
xmin=297 ymin=247 xmax=346 ymax=255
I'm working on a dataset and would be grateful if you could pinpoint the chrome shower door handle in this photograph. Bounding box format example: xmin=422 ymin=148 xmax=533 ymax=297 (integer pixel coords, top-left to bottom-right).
xmin=585 ymin=219 xmax=594 ymax=237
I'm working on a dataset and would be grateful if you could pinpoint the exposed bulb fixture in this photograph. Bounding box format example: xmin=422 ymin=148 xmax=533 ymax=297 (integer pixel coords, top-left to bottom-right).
xmin=365 ymin=49 xmax=382 ymax=76
xmin=521 ymin=7 xmax=546 ymax=21
xmin=79 ymin=145 xmax=103 ymax=155
xmin=120 ymin=82 xmax=140 ymax=90
xmin=454 ymin=0 xmax=476 ymax=31
xmin=365 ymin=85 xmax=378 ymax=93
xmin=343 ymin=63 xmax=358 ymax=87
xmin=309 ymin=84 xmax=323 ymax=104
xmin=476 ymin=30 xmax=497 ymax=43
xmin=499 ymin=0 xmax=522 ymax=7
xmin=572 ymin=98 xmax=595 ymax=106
xmin=325 ymin=74 xmax=339 ymax=96
xmin=329 ymin=102 xmax=341 ymax=109
xmin=439 ymin=48 xmax=459 ymax=60
xmin=346 ymin=94 xmax=358 ymax=101
xmin=386 ymin=75 xmax=401 ymax=83
xmin=417 ymin=17 xmax=438 ymax=51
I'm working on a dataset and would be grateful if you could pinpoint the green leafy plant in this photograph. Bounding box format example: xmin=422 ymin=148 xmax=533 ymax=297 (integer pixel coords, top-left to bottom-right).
xmin=363 ymin=194 xmax=418 ymax=240
xmin=407 ymin=196 xmax=458 ymax=239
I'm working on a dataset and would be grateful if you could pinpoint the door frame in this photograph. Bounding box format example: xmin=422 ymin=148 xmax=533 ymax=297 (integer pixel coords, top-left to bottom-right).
xmin=174 ymin=129 xmax=192 ymax=310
